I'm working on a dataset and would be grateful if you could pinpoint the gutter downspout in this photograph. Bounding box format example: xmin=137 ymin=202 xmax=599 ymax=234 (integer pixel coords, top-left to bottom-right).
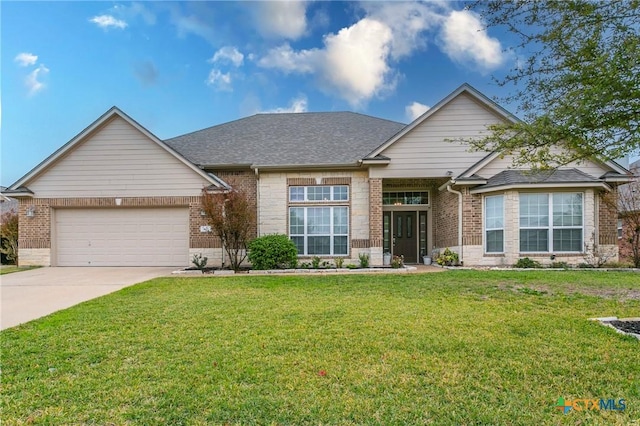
xmin=446 ymin=181 xmax=464 ymax=264
xmin=255 ymin=167 xmax=260 ymax=236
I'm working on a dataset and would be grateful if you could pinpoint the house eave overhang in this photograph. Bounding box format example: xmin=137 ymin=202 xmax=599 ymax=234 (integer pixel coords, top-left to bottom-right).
xmin=0 ymin=188 xmax=34 ymax=198
xmin=602 ymin=176 xmax=633 ymax=184
xmin=469 ymin=181 xmax=611 ymax=194
xmin=200 ymin=164 xmax=254 ymax=170
xmin=452 ymin=178 xmax=488 ymax=186
xmin=360 ymin=158 xmax=391 ymax=166
xmin=250 ymin=162 xmax=362 ymax=171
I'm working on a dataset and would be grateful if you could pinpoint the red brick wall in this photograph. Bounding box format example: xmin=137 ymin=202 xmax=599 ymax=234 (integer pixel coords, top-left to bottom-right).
xmin=598 ymin=191 xmax=618 ymax=245
xmin=212 ymin=170 xmax=258 ymax=240
xmin=18 ymin=196 xmax=219 ymax=249
xmin=369 ymin=178 xmax=383 ymax=247
xmin=462 ymin=189 xmax=483 ymax=246
xmin=434 ymin=188 xmax=458 ymax=248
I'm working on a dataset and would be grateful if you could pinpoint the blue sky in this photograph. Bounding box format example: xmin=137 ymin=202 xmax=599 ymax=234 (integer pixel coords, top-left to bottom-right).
xmin=2 ymin=1 xmax=521 ymax=186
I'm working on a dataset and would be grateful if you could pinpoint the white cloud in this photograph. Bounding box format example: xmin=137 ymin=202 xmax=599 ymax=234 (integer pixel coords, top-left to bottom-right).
xmin=210 ymin=46 xmax=244 ymax=67
xmin=257 ymin=3 xmax=446 ymax=107
xmin=259 ymin=19 xmax=395 ymax=107
xmin=321 ymin=18 xmax=395 ymax=106
xmin=258 ymin=43 xmax=318 ymax=74
xmin=89 ymin=14 xmax=128 ymax=29
xmin=406 ymin=101 xmax=430 ymax=121
xmin=25 ymin=64 xmax=49 ymax=96
xmin=206 ymin=69 xmax=232 ymax=91
xmin=257 ymin=4 xmax=507 ymax=106
xmin=255 ymin=0 xmax=307 ymax=40
xmin=363 ymin=2 xmax=445 ymax=60
xmin=14 ymin=52 xmax=38 ymax=67
xmin=263 ymin=95 xmax=308 ymax=113
xmin=439 ymin=10 xmax=505 ymax=72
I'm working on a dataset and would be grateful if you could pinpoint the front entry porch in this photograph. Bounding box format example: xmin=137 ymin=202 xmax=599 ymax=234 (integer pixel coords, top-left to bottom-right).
xmin=381 ymin=188 xmax=432 ymax=264
xmin=383 ymin=210 xmax=429 ymax=263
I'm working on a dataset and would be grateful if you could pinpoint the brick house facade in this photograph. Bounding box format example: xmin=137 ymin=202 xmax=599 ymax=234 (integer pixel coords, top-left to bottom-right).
xmin=3 ymin=84 xmax=631 ymax=267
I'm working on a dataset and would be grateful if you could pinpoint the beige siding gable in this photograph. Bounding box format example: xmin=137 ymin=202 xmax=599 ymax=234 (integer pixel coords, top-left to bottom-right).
xmin=28 ymin=116 xmax=211 ymax=197
xmin=370 ymin=92 xmax=504 ymax=178
xmin=475 ymin=153 xmax=610 ymax=179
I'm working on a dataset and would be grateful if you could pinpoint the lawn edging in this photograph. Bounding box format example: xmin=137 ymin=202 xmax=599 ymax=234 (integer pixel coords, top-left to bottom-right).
xmin=172 ymin=266 xmax=417 ymax=276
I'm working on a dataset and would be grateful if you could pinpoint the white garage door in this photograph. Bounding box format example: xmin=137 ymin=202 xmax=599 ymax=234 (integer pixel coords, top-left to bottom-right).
xmin=55 ymin=208 xmax=189 ymax=266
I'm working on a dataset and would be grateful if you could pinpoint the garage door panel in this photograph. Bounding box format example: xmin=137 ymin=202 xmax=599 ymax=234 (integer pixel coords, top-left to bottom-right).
xmin=55 ymin=208 xmax=188 ymax=266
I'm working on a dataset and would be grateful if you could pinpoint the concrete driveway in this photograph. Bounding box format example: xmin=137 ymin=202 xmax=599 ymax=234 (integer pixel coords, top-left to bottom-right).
xmin=1 ymin=267 xmax=174 ymax=330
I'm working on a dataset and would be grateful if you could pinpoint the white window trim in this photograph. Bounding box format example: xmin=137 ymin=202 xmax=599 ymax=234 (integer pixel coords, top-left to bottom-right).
xmin=289 ymin=206 xmax=349 ymax=256
xmin=484 ymin=194 xmax=505 ymax=254
xmin=618 ymin=218 xmax=623 ymax=239
xmin=519 ymin=192 xmax=584 ymax=253
xmin=289 ymin=185 xmax=349 ymax=203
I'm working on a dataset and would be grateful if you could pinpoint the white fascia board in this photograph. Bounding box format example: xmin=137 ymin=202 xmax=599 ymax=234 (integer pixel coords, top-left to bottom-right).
xmin=470 ymin=182 xmax=610 ymax=194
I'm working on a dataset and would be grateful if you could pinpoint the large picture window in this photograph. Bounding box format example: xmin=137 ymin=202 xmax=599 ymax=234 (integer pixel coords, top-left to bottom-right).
xmin=485 ymin=195 xmax=504 ymax=253
xmin=519 ymin=193 xmax=583 ymax=252
xmin=289 ymin=207 xmax=349 ymax=255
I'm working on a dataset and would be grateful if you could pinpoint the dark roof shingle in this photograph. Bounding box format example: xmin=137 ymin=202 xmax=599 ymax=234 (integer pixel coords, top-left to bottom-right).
xmin=165 ymin=112 xmax=406 ymax=168
xmin=480 ymin=169 xmax=601 ymax=189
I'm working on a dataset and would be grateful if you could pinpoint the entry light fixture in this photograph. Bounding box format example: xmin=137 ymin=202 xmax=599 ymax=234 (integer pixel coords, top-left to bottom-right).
xmin=26 ymin=205 xmax=36 ymax=218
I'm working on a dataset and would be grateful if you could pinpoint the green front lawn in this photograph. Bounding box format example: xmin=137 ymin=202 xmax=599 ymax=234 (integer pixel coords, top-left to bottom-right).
xmin=2 ymin=271 xmax=639 ymax=425
xmin=0 ymin=265 xmax=39 ymax=275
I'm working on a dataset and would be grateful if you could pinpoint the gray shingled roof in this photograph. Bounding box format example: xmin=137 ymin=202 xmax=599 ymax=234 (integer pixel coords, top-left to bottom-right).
xmin=480 ymin=169 xmax=601 ymax=189
xmin=165 ymin=112 xmax=406 ymax=168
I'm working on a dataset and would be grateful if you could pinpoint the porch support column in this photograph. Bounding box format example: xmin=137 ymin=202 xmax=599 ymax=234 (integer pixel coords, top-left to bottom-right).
xmin=369 ymin=178 xmax=383 ymax=265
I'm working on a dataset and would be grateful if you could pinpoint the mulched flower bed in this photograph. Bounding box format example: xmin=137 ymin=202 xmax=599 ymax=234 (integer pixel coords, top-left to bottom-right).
xmin=604 ymin=320 xmax=640 ymax=336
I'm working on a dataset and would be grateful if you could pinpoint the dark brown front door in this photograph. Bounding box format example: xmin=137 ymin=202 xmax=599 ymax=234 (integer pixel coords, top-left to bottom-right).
xmin=393 ymin=212 xmax=417 ymax=263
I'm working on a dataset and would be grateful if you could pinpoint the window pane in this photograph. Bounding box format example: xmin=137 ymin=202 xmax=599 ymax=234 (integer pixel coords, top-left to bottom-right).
xmin=334 ymin=186 xmax=348 ymax=201
xmin=485 ymin=195 xmax=504 ymax=229
xmin=291 ymin=236 xmax=304 ymax=254
xmin=520 ymin=229 xmax=548 ymax=252
xmin=407 ymin=215 xmax=413 ymax=238
xmin=552 ymin=193 xmax=583 ymax=227
xmin=520 ymin=193 xmax=549 ymax=227
xmin=486 ymin=230 xmax=504 ymax=253
xmin=289 ymin=187 xmax=304 ymax=202
xmin=382 ymin=191 xmax=428 ymax=205
xmin=308 ymin=186 xmax=331 ymax=201
xmin=308 ymin=236 xmax=330 ymax=255
xmin=383 ymin=214 xmax=391 ymax=252
xmin=397 ymin=215 xmax=402 ymax=238
xmin=307 ymin=207 xmax=330 ymax=234
xmin=333 ymin=207 xmax=348 ymax=234
xmin=289 ymin=208 xmax=304 ymax=234
xmin=333 ymin=236 xmax=348 ymax=255
xmin=553 ymin=229 xmax=582 ymax=252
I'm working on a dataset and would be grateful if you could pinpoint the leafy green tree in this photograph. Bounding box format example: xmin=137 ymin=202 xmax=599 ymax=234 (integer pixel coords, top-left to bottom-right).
xmin=470 ymin=0 xmax=640 ymax=167
xmin=1 ymin=210 xmax=19 ymax=264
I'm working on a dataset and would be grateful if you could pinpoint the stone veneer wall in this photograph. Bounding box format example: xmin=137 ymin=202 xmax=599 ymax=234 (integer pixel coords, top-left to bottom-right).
xmin=258 ymin=170 xmax=370 ymax=264
xmin=462 ymin=188 xmax=611 ymax=266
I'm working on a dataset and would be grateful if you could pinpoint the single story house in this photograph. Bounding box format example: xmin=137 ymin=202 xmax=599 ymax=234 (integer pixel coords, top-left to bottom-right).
xmin=3 ymin=84 xmax=631 ymax=267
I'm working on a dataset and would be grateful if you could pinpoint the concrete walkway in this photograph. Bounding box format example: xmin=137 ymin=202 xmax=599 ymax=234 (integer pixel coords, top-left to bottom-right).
xmin=0 ymin=267 xmax=174 ymax=330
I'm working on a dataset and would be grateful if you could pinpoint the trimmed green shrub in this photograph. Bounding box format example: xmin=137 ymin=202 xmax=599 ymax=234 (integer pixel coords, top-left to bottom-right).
xmin=549 ymin=261 xmax=569 ymax=269
xmin=514 ymin=257 xmax=542 ymax=268
xmin=359 ymin=253 xmax=370 ymax=268
xmin=248 ymin=234 xmax=298 ymax=270
xmin=436 ymin=248 xmax=459 ymax=266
